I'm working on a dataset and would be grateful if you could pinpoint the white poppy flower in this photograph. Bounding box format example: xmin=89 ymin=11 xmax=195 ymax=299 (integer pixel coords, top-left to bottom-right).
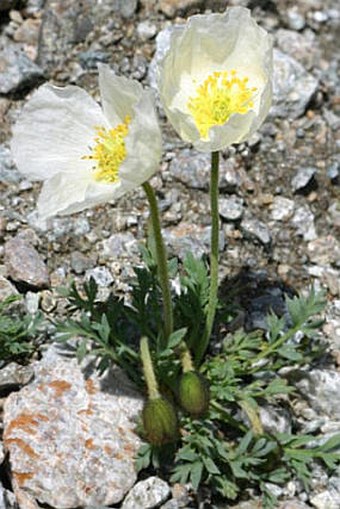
xmin=158 ymin=7 xmax=273 ymax=152
xmin=11 ymin=65 xmax=162 ymax=219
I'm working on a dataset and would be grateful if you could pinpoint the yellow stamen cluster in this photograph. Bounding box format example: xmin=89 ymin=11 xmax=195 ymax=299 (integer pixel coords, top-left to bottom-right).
xmin=84 ymin=116 xmax=130 ymax=184
xmin=187 ymin=70 xmax=257 ymax=138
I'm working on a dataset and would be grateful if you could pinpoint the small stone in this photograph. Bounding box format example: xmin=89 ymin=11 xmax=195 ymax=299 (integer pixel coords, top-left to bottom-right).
xmin=137 ymin=20 xmax=157 ymax=41
xmin=307 ymin=236 xmax=340 ymax=266
xmin=122 ymin=476 xmax=171 ymax=509
xmin=16 ymin=229 xmax=40 ymax=247
xmin=323 ymin=110 xmax=340 ymax=131
xmin=271 ymin=49 xmax=318 ymax=120
xmin=0 ymin=276 xmax=20 ymax=303
xmin=13 ymin=18 xmax=41 ymax=45
xmin=40 ymin=290 xmax=57 ymax=313
xmin=3 ymin=343 xmax=143 ymax=508
xmin=0 ymin=217 xmax=6 ymax=239
xmin=240 ymin=215 xmax=272 ymax=246
xmin=0 ymin=363 xmax=34 ymax=394
xmin=270 ymin=197 xmax=295 ymax=221
xmin=0 ymin=144 xmax=21 ymax=184
xmin=275 ymin=29 xmax=319 ymax=70
xmin=158 ymin=0 xmax=203 ymax=18
xmin=99 ymin=233 xmax=138 ymax=262
xmin=0 ymin=45 xmax=44 ymax=95
xmin=310 ymin=489 xmax=340 ymax=509
xmin=169 ymin=149 xmax=239 ymax=191
xmin=70 ymin=251 xmax=95 ymax=275
xmin=294 ymin=369 xmax=340 ymax=420
xmin=327 ymin=162 xmax=339 ymax=184
xmin=85 ymin=267 xmax=113 ymax=287
xmin=164 ymin=223 xmax=225 ymax=260
xmin=279 ymin=501 xmax=311 ymax=509
xmin=291 ymin=167 xmax=317 ymax=194
xmin=116 ymin=0 xmax=138 ymax=18
xmin=4 ymin=238 xmax=49 ymax=290
xmin=259 ymin=405 xmax=291 ymax=434
xmin=78 ymin=50 xmax=110 ymax=70
xmin=219 ymin=195 xmax=244 ymax=221
xmin=328 ymin=202 xmax=340 ymax=229
xmin=313 ymin=10 xmax=328 ymax=23
xmin=25 ymin=291 xmax=40 ymax=314
xmin=286 ymin=7 xmax=306 ymax=30
xmin=9 ymin=9 xmax=23 ymax=23
xmin=291 ymin=205 xmax=317 ymax=241
xmin=24 ymin=0 xmax=45 ymax=15
xmin=73 ymin=217 xmax=90 ymax=236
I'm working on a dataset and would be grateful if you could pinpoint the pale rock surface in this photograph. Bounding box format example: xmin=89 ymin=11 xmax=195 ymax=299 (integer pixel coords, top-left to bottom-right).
xmin=3 ymin=344 xmax=143 ymax=508
xmin=122 ymin=476 xmax=171 ymax=509
xmin=271 ymin=49 xmax=318 ymax=120
xmin=293 ymin=369 xmax=340 ymax=420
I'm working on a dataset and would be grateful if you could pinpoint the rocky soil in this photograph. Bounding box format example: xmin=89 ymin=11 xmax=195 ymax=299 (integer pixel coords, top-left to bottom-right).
xmin=0 ymin=0 xmax=339 ymax=508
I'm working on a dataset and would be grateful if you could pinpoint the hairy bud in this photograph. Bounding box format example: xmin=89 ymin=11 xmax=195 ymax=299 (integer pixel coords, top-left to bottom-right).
xmin=178 ymin=371 xmax=210 ymax=416
xmin=142 ymin=397 xmax=178 ymax=445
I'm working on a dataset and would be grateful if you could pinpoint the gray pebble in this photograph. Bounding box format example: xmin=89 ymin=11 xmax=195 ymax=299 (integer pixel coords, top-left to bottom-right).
xmin=271 ymin=196 xmax=295 ymax=221
xmin=271 ymin=49 xmax=318 ymax=120
xmin=122 ymin=476 xmax=171 ymax=509
xmin=4 ymin=237 xmax=49 ymax=289
xmin=85 ymin=266 xmax=113 ymax=287
xmin=137 ymin=21 xmax=157 ymax=41
xmin=286 ymin=7 xmax=306 ymax=30
xmin=241 ymin=216 xmax=272 ymax=246
xmin=0 ymin=144 xmax=21 ymax=184
xmin=291 ymin=205 xmax=317 ymax=241
xmin=327 ymin=162 xmax=339 ymax=184
xmin=0 ymin=45 xmax=44 ymax=94
xmin=78 ymin=50 xmax=109 ymax=69
xmin=219 ymin=195 xmax=244 ymax=221
xmin=71 ymin=251 xmax=95 ymax=274
xmin=291 ymin=167 xmax=317 ymax=193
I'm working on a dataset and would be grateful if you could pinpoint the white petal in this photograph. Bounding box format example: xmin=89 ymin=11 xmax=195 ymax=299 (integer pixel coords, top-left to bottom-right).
xmin=119 ymin=88 xmax=162 ymax=188
xmin=11 ymin=83 xmax=107 ymax=181
xmin=37 ymin=171 xmax=91 ymax=219
xmin=98 ymin=64 xmax=143 ymax=126
xmin=37 ymin=170 xmax=119 ymax=218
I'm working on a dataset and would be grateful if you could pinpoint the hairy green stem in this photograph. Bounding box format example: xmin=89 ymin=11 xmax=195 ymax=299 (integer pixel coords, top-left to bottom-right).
xmin=196 ymin=151 xmax=220 ymax=364
xmin=180 ymin=342 xmax=194 ymax=373
xmin=143 ymin=181 xmax=173 ymax=343
xmin=140 ymin=336 xmax=159 ymax=400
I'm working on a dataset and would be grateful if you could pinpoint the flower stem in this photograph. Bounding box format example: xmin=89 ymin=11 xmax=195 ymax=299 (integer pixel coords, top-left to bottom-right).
xmin=140 ymin=336 xmax=159 ymax=400
xmin=179 ymin=342 xmax=194 ymax=373
xmin=143 ymin=181 xmax=173 ymax=343
xmin=196 ymin=151 xmax=220 ymax=365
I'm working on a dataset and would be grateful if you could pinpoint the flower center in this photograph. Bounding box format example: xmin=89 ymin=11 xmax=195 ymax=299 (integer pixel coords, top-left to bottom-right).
xmin=84 ymin=116 xmax=130 ymax=184
xmin=187 ymin=71 xmax=257 ymax=138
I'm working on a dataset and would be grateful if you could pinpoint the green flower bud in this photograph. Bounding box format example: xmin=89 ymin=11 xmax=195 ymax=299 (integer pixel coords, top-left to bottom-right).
xmin=142 ymin=397 xmax=178 ymax=445
xmin=178 ymin=371 xmax=210 ymax=416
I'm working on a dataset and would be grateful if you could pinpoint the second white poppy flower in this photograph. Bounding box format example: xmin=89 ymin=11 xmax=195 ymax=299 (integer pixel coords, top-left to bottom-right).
xmin=158 ymin=7 xmax=273 ymax=152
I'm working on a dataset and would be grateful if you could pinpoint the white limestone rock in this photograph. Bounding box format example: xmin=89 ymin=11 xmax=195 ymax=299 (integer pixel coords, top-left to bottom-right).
xmin=3 ymin=344 xmax=143 ymax=508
